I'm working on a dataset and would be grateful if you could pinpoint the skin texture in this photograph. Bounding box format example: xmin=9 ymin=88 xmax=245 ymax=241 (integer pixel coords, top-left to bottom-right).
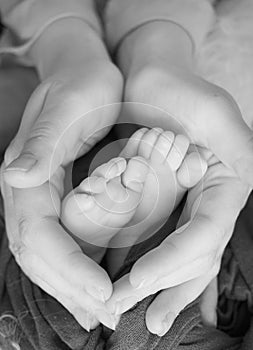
xmin=1 ymin=18 xmax=253 ymax=335
xmin=1 ymin=20 xmax=123 ymax=330
xmin=106 ymin=21 xmax=253 ymax=335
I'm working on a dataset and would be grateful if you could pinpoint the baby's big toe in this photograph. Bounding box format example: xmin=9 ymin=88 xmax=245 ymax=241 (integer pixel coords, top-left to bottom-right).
xmin=92 ymin=157 xmax=127 ymax=181
xmin=138 ymin=128 xmax=163 ymax=159
xmin=122 ymin=156 xmax=149 ymax=193
xmin=150 ymin=131 xmax=175 ymax=164
xmin=177 ymin=152 xmax=208 ymax=188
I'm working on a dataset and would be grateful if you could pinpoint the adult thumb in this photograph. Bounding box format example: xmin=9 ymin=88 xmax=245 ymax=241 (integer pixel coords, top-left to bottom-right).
xmin=4 ymin=83 xmax=66 ymax=188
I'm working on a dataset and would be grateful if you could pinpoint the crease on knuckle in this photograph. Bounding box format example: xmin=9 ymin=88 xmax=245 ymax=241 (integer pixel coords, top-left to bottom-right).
xmin=18 ymin=215 xmax=56 ymax=247
xmin=18 ymin=215 xmax=35 ymax=247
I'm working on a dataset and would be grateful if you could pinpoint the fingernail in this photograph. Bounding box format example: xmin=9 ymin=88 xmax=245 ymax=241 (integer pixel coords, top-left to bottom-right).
xmin=125 ymin=180 xmax=143 ymax=192
xmin=157 ymin=312 xmax=175 ymax=337
xmin=74 ymin=309 xmax=91 ymax=332
xmin=132 ymin=278 xmax=156 ymax=289
xmin=111 ymin=301 xmax=122 ymax=316
xmin=87 ymin=286 xmax=107 ymax=303
xmin=96 ymin=309 xmax=117 ymax=330
xmin=5 ymin=156 xmax=37 ymax=173
xmin=134 ymin=278 xmax=148 ymax=289
xmin=106 ymin=158 xmax=126 ymax=179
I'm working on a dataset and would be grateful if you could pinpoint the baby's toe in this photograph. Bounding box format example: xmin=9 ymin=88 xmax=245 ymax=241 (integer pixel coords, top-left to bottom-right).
xmin=120 ymin=128 xmax=148 ymax=158
xmin=150 ymin=131 xmax=175 ymax=164
xmin=177 ymin=152 xmax=207 ymax=188
xmin=71 ymin=193 xmax=96 ymax=212
xmin=78 ymin=176 xmax=107 ymax=194
xmin=138 ymin=128 xmax=163 ymax=159
xmin=79 ymin=158 xmax=126 ymax=194
xmin=122 ymin=156 xmax=149 ymax=192
xmin=166 ymin=134 xmax=190 ymax=171
xmin=92 ymin=157 xmax=127 ymax=180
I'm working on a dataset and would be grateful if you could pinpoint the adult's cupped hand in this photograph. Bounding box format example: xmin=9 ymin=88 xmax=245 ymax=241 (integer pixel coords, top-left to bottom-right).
xmin=1 ymin=59 xmax=123 ymax=331
xmin=105 ymin=64 xmax=253 ymax=336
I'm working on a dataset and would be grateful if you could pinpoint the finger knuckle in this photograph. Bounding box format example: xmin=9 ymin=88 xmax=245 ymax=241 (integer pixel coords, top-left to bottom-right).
xmin=202 ymin=86 xmax=240 ymax=118
xmin=18 ymin=215 xmax=40 ymax=248
xmin=18 ymin=216 xmax=33 ymax=245
xmin=23 ymin=122 xmax=57 ymax=156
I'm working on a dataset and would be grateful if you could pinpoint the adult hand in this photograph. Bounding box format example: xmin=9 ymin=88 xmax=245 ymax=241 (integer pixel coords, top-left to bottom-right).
xmin=124 ymin=65 xmax=253 ymax=185
xmin=3 ymin=59 xmax=123 ymax=188
xmin=1 ymin=42 xmax=123 ymax=330
xmin=117 ymin=21 xmax=253 ymax=186
xmin=107 ymin=151 xmax=250 ymax=335
xmin=1 ymin=163 xmax=117 ymax=330
xmin=105 ymin=60 xmax=252 ymax=335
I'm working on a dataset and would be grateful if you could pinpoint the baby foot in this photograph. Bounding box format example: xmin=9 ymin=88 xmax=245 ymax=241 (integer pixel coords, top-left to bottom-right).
xmin=107 ymin=128 xmax=207 ymax=275
xmin=61 ymin=156 xmax=149 ymax=263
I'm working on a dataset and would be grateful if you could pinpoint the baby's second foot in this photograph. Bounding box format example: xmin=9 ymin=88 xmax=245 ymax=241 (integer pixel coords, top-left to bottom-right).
xmin=107 ymin=128 xmax=207 ymax=275
xmin=61 ymin=156 xmax=149 ymax=263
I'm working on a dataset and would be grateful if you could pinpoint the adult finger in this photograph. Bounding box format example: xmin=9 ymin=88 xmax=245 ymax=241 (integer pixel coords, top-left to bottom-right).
xmin=1 ymin=165 xmax=113 ymax=303
xmin=128 ymin=161 xmax=250 ymax=290
xmin=19 ymin=248 xmax=116 ymax=330
xmin=199 ymin=277 xmax=218 ymax=327
xmin=145 ymin=274 xmax=215 ymax=336
xmin=3 ymin=78 xmax=120 ymax=188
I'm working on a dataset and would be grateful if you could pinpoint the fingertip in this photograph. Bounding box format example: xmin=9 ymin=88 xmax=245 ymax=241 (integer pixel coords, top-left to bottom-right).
xmin=145 ymin=310 xmax=162 ymax=336
xmin=87 ymin=285 xmax=111 ymax=303
xmin=146 ymin=311 xmax=175 ymax=337
xmin=3 ymin=153 xmax=43 ymax=187
xmin=3 ymin=154 xmax=58 ymax=188
xmin=85 ymin=267 xmax=113 ymax=302
xmin=128 ymin=263 xmax=143 ymax=289
xmin=202 ymin=312 xmax=217 ymax=328
xmin=3 ymin=165 xmax=45 ymax=188
xmin=4 ymin=140 xmax=21 ymax=167
xmin=5 ymin=154 xmax=37 ymax=172
xmin=129 ymin=252 xmax=159 ymax=289
xmin=129 ymin=266 xmax=154 ymax=290
xmin=200 ymin=277 xmax=218 ymax=328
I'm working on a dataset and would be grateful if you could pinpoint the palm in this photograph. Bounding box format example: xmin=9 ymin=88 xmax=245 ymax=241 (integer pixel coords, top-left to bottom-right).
xmin=123 ymin=66 xmax=253 ymax=184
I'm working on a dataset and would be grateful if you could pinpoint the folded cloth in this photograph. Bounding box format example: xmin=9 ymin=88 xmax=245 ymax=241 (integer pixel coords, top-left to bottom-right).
xmin=0 ymin=136 xmax=253 ymax=349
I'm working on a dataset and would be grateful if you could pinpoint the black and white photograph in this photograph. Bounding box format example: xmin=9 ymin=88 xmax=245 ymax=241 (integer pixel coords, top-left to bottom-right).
xmin=0 ymin=0 xmax=253 ymax=349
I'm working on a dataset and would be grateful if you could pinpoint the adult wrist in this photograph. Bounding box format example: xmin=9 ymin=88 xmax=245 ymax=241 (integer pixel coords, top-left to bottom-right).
xmin=117 ymin=21 xmax=194 ymax=77
xmin=105 ymin=0 xmax=215 ymax=55
xmin=0 ymin=0 xmax=103 ymax=72
xmin=29 ymin=18 xmax=109 ymax=80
